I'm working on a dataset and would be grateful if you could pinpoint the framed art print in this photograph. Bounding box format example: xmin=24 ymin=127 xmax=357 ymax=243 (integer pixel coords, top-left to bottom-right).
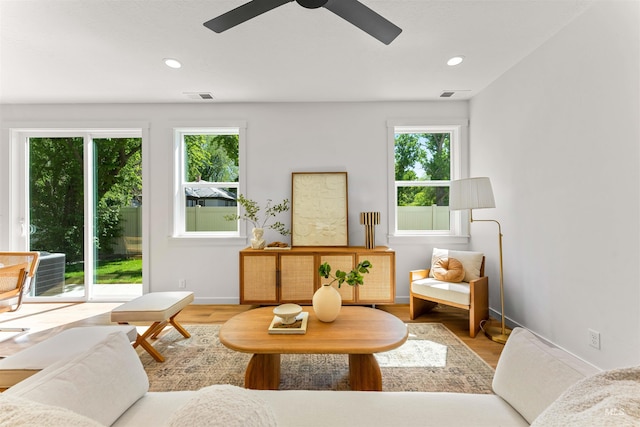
xmin=291 ymin=172 xmax=348 ymax=246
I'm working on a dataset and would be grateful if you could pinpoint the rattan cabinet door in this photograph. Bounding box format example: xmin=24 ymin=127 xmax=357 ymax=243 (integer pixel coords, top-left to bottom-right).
xmin=318 ymin=253 xmax=356 ymax=303
xmin=240 ymin=252 xmax=277 ymax=303
xmin=279 ymin=253 xmax=315 ymax=303
xmin=355 ymin=252 xmax=395 ymax=304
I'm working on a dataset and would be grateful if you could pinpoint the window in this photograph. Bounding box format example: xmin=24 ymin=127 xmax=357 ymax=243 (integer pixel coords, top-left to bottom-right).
xmin=173 ymin=126 xmax=245 ymax=237
xmin=388 ymin=122 xmax=467 ymax=240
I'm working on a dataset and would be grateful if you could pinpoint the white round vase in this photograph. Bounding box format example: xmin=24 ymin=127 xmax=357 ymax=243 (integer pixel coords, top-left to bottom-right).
xmin=312 ymin=284 xmax=342 ymax=322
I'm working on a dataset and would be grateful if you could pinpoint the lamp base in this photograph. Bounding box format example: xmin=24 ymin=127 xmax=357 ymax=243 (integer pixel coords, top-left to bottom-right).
xmin=483 ymin=323 xmax=512 ymax=345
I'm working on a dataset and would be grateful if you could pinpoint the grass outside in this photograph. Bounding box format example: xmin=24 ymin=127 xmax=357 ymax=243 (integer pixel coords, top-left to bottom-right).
xmin=65 ymin=258 xmax=143 ymax=284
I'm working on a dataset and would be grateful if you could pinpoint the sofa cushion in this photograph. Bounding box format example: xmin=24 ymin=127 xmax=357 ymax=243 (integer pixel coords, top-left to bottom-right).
xmin=411 ymin=278 xmax=470 ymax=306
xmin=531 ymin=366 xmax=640 ymax=426
xmin=492 ymin=328 xmax=600 ymax=424
xmin=430 ymin=248 xmax=483 ymax=282
xmin=0 ymin=395 xmax=102 ymax=427
xmin=432 ymin=257 xmax=465 ymax=283
xmin=167 ymin=384 xmax=277 ymax=427
xmin=0 ymin=325 xmax=138 ymax=389
xmin=4 ymin=331 xmax=149 ymax=426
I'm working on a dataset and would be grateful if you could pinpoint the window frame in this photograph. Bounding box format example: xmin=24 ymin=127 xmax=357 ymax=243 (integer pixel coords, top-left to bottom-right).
xmin=172 ymin=124 xmax=246 ymax=241
xmin=7 ymin=122 xmax=150 ymax=301
xmin=387 ymin=119 xmax=469 ymax=244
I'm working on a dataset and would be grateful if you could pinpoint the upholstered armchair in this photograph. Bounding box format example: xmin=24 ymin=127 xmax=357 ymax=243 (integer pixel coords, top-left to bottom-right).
xmin=409 ymin=248 xmax=489 ymax=338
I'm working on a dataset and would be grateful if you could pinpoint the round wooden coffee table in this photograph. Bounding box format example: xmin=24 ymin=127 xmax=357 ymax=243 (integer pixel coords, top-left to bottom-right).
xmin=219 ymin=306 xmax=408 ymax=391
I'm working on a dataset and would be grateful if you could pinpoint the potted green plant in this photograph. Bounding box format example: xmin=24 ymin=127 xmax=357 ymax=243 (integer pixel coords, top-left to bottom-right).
xmin=314 ymin=260 xmax=372 ymax=322
xmin=318 ymin=260 xmax=372 ymax=288
xmin=224 ymin=194 xmax=290 ymax=249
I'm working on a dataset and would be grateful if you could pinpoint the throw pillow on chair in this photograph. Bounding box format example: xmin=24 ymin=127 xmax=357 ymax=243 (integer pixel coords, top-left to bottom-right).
xmin=432 ymin=258 xmax=465 ymax=283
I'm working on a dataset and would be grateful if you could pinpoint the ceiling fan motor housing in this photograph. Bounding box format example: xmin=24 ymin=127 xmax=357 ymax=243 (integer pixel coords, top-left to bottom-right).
xmin=296 ymin=0 xmax=329 ymax=9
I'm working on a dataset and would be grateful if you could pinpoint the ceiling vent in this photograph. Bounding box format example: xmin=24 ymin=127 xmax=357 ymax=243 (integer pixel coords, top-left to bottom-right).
xmin=183 ymin=92 xmax=216 ymax=100
xmin=440 ymin=91 xmax=455 ymax=98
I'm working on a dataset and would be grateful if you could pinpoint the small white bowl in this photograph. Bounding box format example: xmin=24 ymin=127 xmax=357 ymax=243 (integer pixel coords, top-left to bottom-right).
xmin=273 ymin=303 xmax=303 ymax=325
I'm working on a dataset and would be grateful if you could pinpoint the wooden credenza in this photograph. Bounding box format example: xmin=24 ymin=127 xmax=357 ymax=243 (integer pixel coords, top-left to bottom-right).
xmin=239 ymin=246 xmax=395 ymax=305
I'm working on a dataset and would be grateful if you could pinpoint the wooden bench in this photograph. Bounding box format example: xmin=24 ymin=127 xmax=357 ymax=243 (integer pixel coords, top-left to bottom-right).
xmin=110 ymin=291 xmax=194 ymax=362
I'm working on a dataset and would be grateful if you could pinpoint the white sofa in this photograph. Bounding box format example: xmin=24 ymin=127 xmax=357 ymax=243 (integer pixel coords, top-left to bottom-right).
xmin=1 ymin=327 xmax=638 ymax=426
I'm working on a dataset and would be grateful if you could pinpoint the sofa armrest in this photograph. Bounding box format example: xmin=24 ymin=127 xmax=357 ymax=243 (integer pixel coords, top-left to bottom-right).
xmin=409 ymin=269 xmax=429 ymax=282
xmin=492 ymin=328 xmax=600 ymax=424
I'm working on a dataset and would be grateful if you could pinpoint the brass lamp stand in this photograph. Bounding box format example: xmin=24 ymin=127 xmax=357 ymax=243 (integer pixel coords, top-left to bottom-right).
xmin=450 ymin=177 xmax=511 ymax=344
xmin=469 ymin=210 xmax=511 ymax=344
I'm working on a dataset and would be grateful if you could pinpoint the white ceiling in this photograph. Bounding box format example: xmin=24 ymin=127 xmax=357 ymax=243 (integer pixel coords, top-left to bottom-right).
xmin=0 ymin=0 xmax=594 ymax=104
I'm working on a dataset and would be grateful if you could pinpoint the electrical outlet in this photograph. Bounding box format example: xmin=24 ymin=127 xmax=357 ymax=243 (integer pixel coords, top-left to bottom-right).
xmin=179 ymin=279 xmax=186 ymax=289
xmin=588 ymin=329 xmax=600 ymax=349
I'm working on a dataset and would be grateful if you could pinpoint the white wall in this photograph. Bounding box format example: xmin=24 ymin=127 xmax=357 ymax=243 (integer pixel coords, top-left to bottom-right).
xmin=469 ymin=0 xmax=640 ymax=369
xmin=0 ymin=101 xmax=468 ymax=304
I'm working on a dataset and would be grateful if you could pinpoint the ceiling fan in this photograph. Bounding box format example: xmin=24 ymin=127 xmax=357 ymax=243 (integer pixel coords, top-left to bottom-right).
xmin=203 ymin=0 xmax=402 ymax=45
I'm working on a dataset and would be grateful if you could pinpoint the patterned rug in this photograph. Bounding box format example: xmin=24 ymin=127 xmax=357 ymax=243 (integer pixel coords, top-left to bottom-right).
xmin=140 ymin=323 xmax=495 ymax=393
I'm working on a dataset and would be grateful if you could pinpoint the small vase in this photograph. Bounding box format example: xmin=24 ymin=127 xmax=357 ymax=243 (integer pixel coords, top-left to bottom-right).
xmin=251 ymin=227 xmax=265 ymax=249
xmin=312 ymin=284 xmax=342 ymax=322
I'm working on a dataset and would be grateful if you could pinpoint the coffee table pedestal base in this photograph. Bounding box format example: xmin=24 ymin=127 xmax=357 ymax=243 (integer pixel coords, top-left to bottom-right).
xmin=349 ymin=354 xmax=382 ymax=391
xmin=245 ymin=354 xmax=281 ymax=390
xmin=244 ymin=353 xmax=383 ymax=391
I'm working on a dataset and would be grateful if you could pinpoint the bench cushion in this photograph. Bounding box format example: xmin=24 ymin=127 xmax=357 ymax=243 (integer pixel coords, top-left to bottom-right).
xmin=111 ymin=291 xmax=194 ymax=323
xmin=411 ymin=278 xmax=470 ymax=306
xmin=0 ymin=325 xmax=137 ymax=389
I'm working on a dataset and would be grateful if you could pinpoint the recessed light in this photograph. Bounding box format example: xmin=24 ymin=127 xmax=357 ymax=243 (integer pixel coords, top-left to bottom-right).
xmin=164 ymin=58 xmax=182 ymax=69
xmin=447 ymin=56 xmax=465 ymax=66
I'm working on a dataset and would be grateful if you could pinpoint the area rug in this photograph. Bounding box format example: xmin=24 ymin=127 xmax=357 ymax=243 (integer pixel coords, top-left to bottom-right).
xmin=140 ymin=323 xmax=495 ymax=393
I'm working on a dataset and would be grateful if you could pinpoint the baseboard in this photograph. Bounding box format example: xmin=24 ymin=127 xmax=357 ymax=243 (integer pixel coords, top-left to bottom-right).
xmin=488 ymin=308 xmax=521 ymax=330
xmin=192 ymin=297 xmax=240 ymax=305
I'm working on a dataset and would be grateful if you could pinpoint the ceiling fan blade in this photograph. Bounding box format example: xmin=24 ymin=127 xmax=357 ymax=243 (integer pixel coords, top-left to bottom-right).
xmin=323 ymin=0 xmax=402 ymax=45
xmin=204 ymin=0 xmax=293 ymax=33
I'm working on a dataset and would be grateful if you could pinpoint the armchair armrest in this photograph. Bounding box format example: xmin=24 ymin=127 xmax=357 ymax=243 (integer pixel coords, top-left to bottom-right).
xmin=468 ymin=275 xmax=489 ymax=337
xmin=469 ymin=275 xmax=488 ymax=288
xmin=409 ymin=269 xmax=430 ymax=282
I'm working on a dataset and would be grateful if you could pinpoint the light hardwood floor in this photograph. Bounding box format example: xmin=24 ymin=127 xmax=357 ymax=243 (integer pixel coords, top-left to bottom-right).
xmin=0 ymin=302 xmax=504 ymax=368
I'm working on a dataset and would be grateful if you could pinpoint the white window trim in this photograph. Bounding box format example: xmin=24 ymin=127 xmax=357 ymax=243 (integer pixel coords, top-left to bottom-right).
xmin=171 ymin=123 xmax=247 ymax=243
xmin=386 ymin=119 xmax=470 ymax=245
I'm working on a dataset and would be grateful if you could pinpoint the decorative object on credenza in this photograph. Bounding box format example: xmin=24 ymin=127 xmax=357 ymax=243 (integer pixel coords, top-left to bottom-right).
xmin=224 ymin=194 xmax=290 ymax=249
xmin=360 ymin=212 xmax=380 ymax=249
xmin=291 ymin=172 xmax=348 ymax=247
xmin=450 ymin=177 xmax=511 ymax=344
xmin=314 ymin=260 xmax=372 ymax=322
xmin=263 ymin=241 xmax=291 ymax=251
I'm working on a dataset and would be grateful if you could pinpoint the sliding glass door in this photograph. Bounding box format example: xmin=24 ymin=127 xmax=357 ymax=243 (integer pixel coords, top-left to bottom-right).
xmin=22 ymin=131 xmax=143 ymax=300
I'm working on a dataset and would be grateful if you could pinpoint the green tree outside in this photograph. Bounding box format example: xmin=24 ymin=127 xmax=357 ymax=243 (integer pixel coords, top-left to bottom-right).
xmin=29 ymin=137 xmax=142 ymax=264
xmin=184 ymin=134 xmax=239 ymax=183
xmin=395 ymin=133 xmax=451 ymax=207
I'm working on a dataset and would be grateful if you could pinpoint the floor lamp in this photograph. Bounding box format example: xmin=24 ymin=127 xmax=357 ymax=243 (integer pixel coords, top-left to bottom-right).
xmin=449 ymin=177 xmax=511 ymax=344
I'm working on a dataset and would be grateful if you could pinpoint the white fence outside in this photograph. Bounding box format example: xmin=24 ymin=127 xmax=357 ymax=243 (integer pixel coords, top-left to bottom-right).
xmin=185 ymin=206 xmax=238 ymax=232
xmin=397 ymin=205 xmax=450 ymax=231
xmin=112 ymin=205 xmax=450 ymax=256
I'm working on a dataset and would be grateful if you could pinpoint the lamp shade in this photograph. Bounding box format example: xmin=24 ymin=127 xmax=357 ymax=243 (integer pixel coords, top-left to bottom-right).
xmin=449 ymin=177 xmax=496 ymax=211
